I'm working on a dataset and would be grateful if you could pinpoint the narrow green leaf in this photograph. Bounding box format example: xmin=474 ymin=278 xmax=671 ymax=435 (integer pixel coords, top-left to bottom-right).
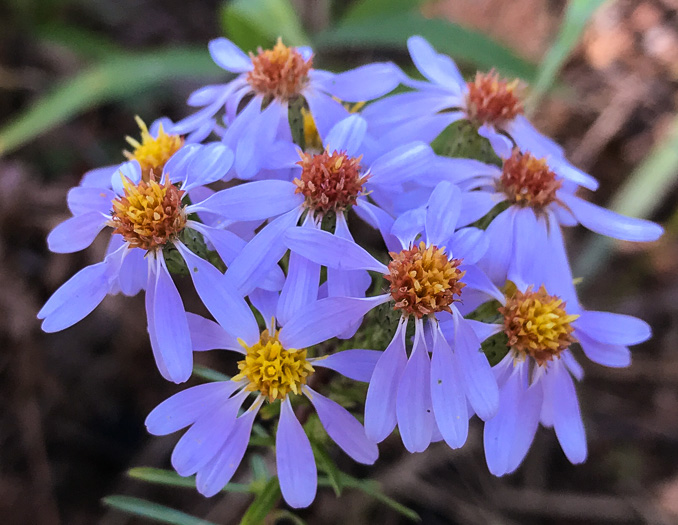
xmin=34 ymin=24 xmax=123 ymax=60
xmin=314 ymin=13 xmax=537 ymax=80
xmin=240 ymin=477 xmax=282 ymax=525
xmin=250 ymin=454 xmax=270 ymax=482
xmin=127 ymin=467 xmax=252 ymax=494
xmin=575 ymin=114 xmax=678 ymax=280
xmin=527 ymin=0 xmax=608 ymax=110
xmin=311 ymin=442 xmax=342 ymax=497
xmin=220 ymin=0 xmax=310 ymax=52
xmin=192 ymin=365 xmax=231 ymax=383
xmin=341 ymin=0 xmax=431 ymax=24
xmin=102 ymin=495 xmax=217 ymax=525
xmin=318 ymin=473 xmax=420 ymax=522
xmin=0 ymin=48 xmax=221 ymax=156
xmin=271 ymin=510 xmax=306 ymax=525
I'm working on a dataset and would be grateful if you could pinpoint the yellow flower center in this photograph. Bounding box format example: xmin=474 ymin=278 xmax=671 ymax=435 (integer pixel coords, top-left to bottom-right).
xmin=123 ymin=116 xmax=184 ymax=179
xmin=498 ymin=149 xmax=562 ymax=210
xmin=246 ymin=38 xmax=312 ymax=101
xmin=465 ymin=70 xmax=523 ymax=126
xmin=233 ymin=329 xmax=314 ymax=402
xmin=385 ymin=242 xmax=465 ymax=318
xmin=109 ymin=173 xmax=186 ymax=250
xmin=499 ymin=285 xmax=579 ymax=366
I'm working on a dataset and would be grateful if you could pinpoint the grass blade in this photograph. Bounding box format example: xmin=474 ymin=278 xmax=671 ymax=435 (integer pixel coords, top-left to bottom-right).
xmin=102 ymin=495 xmax=217 ymax=525
xmin=0 ymin=48 xmax=221 ymax=156
xmin=574 ymin=114 xmax=678 ymax=280
xmin=220 ymin=0 xmax=310 ymax=52
xmin=128 ymin=467 xmax=252 ymax=494
xmin=527 ymin=0 xmax=608 ymax=110
xmin=314 ymin=12 xmax=537 ymax=80
xmin=192 ymin=364 xmax=231 ymax=383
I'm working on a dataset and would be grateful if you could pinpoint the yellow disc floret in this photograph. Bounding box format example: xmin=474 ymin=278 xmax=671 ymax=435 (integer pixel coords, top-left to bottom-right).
xmin=233 ymin=329 xmax=314 ymax=403
xmin=385 ymin=242 xmax=465 ymax=318
xmin=123 ymin=116 xmax=183 ymax=179
xmin=109 ymin=173 xmax=187 ymax=250
xmin=499 ymin=285 xmax=579 ymax=366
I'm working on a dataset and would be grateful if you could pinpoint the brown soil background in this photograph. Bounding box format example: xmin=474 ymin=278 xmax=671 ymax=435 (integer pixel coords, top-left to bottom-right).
xmin=1 ymin=0 xmax=677 ymax=523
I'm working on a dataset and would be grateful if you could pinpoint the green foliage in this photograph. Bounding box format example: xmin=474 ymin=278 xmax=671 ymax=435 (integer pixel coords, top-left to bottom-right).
xmin=311 ymin=441 xmax=343 ymax=497
xmin=128 ymin=467 xmax=252 ymax=493
xmin=341 ymin=0 xmax=432 ymax=24
xmin=314 ymin=12 xmax=537 ymax=80
xmin=240 ymin=476 xmax=282 ymax=525
xmin=192 ymin=365 xmax=231 ymax=383
xmin=0 ymin=48 xmax=222 ymax=156
xmin=527 ymin=0 xmax=608 ymax=110
xmin=319 ymin=473 xmax=420 ymax=522
xmin=220 ymin=0 xmax=310 ymax=52
xmin=431 ymin=120 xmax=501 ymax=166
xmin=102 ymin=495 xmax=217 ymax=525
xmin=575 ymin=114 xmax=678 ymax=280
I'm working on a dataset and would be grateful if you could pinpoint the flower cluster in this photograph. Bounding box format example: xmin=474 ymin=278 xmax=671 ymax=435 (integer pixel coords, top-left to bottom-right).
xmin=40 ymin=36 xmax=662 ymax=508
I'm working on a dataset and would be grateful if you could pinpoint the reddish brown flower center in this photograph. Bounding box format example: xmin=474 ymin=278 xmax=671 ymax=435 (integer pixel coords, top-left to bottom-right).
xmin=293 ymin=150 xmax=367 ymax=215
xmin=498 ymin=149 xmax=562 ymax=210
xmin=109 ymin=172 xmax=186 ymax=250
xmin=499 ymin=285 xmax=579 ymax=366
xmin=246 ymin=38 xmax=312 ymax=101
xmin=385 ymin=242 xmax=465 ymax=318
xmin=465 ymin=70 xmax=523 ymax=126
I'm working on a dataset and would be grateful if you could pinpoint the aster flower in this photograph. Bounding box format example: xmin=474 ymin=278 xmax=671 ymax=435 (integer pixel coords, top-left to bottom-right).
xmin=186 ymin=113 xmax=434 ymax=303
xmin=145 ymin=299 xmax=380 ymax=508
xmin=282 ymin=181 xmax=500 ymax=453
xmin=441 ymin=146 xmax=664 ymax=289
xmin=362 ymin=35 xmax=599 ymax=191
xmin=171 ymin=37 xmax=402 ymax=151
xmin=38 ymin=142 xmax=282 ymax=383
xmin=440 ymin=277 xmax=651 ymax=475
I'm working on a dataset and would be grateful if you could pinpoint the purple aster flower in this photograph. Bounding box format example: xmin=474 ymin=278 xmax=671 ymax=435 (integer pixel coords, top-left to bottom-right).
xmin=362 ymin=35 xmax=600 ymax=191
xmin=282 ymin=181 xmax=500 ymax=453
xmin=38 ymin=143 xmax=281 ymax=383
xmin=171 ymin=38 xmax=402 ymax=150
xmin=449 ymin=147 xmax=664 ymax=288
xmin=190 ymin=114 xmax=434 ymax=301
xmin=145 ymin=301 xmax=379 ymax=508
xmin=442 ymin=278 xmax=651 ymax=475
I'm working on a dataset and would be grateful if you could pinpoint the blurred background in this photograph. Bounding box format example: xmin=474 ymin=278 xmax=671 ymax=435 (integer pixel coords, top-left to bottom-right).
xmin=1 ymin=0 xmax=677 ymax=523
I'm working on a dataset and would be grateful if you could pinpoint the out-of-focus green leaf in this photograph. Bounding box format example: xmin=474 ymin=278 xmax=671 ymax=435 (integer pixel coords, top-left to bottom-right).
xmin=0 ymin=48 xmax=221 ymax=156
xmin=240 ymin=476 xmax=281 ymax=525
xmin=314 ymin=13 xmax=537 ymax=80
xmin=318 ymin=473 xmax=420 ymax=522
xmin=249 ymin=454 xmax=270 ymax=482
xmin=271 ymin=510 xmax=306 ymax=525
xmin=575 ymin=114 xmax=678 ymax=280
xmin=220 ymin=0 xmax=310 ymax=53
xmin=311 ymin=442 xmax=342 ymax=497
xmin=102 ymin=495 xmax=217 ymax=525
xmin=34 ymin=24 xmax=123 ymax=60
xmin=341 ymin=0 xmax=431 ymax=24
xmin=192 ymin=364 xmax=231 ymax=383
xmin=127 ymin=467 xmax=253 ymax=493
xmin=527 ymin=0 xmax=608 ymax=110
